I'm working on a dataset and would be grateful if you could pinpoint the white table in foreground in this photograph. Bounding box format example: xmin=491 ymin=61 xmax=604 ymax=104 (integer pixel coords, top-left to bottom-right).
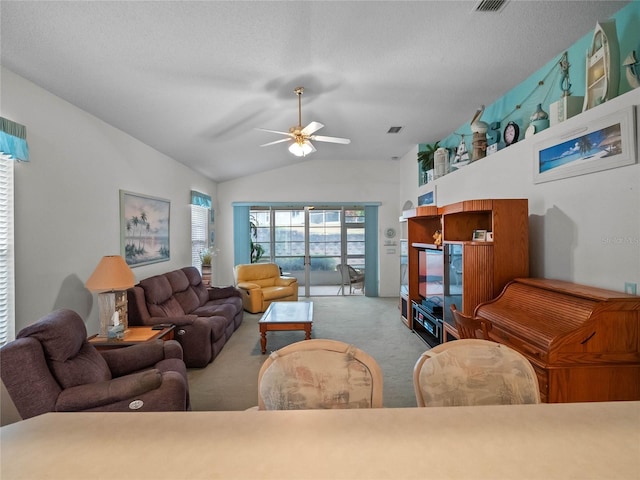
xmin=259 ymin=301 xmax=313 ymax=353
xmin=1 ymin=402 xmax=638 ymax=479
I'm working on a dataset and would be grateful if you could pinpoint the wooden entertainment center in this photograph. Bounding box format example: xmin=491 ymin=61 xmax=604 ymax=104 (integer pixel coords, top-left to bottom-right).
xmin=402 ymin=198 xmax=529 ymax=345
xmin=401 ymin=198 xmax=640 ymax=402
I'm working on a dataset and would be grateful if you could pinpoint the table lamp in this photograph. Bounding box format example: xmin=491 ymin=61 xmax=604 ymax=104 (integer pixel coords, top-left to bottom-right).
xmin=86 ymin=255 xmax=135 ymax=337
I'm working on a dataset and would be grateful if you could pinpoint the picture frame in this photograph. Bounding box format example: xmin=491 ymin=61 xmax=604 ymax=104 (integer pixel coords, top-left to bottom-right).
xmin=418 ymin=185 xmax=437 ymax=206
xmin=472 ymin=229 xmax=487 ymax=241
xmin=120 ymin=190 xmax=170 ymax=267
xmin=533 ymin=105 xmax=637 ymax=184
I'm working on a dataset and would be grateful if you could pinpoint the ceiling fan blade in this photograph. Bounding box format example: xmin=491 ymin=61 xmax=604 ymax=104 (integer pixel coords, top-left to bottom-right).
xmin=260 ymin=138 xmax=292 ymax=147
xmin=255 ymin=127 xmax=293 ymax=136
xmin=301 ymin=121 xmax=324 ymax=136
xmin=309 ymin=135 xmax=351 ymax=145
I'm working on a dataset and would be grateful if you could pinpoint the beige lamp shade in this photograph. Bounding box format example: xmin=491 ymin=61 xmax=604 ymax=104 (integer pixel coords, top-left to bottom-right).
xmin=86 ymin=255 xmax=135 ymax=292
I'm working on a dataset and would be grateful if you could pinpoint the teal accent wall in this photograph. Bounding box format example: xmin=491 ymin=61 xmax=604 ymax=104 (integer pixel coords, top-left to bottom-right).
xmin=233 ymin=205 xmax=251 ymax=266
xmin=421 ymin=2 xmax=640 ymax=156
xmin=364 ymin=206 xmax=378 ymax=297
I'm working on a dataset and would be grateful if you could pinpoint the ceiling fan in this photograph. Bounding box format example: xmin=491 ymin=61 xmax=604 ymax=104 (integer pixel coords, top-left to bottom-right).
xmin=257 ymin=87 xmax=351 ymax=157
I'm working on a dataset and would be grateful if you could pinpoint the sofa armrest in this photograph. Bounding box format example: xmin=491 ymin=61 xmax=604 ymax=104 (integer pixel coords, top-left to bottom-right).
xmin=207 ymin=285 xmax=241 ymax=300
xmin=99 ymin=340 xmax=181 ymax=377
xmin=162 ymin=340 xmax=183 ymax=360
xmin=55 ymin=370 xmax=162 ymax=411
xmin=236 ymin=281 xmax=260 ymax=291
xmin=275 ymin=276 xmax=297 ymax=287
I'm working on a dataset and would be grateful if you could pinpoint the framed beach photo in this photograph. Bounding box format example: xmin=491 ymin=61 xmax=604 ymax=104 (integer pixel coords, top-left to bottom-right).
xmin=533 ymin=106 xmax=637 ymax=184
xmin=120 ymin=190 xmax=170 ymax=267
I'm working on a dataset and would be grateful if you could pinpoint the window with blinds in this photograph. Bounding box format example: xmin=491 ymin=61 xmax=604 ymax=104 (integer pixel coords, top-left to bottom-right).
xmin=191 ymin=204 xmax=209 ymax=272
xmin=0 ymin=156 xmax=15 ymax=346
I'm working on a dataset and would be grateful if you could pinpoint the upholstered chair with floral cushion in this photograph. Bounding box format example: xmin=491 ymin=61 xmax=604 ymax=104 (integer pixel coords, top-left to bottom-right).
xmin=413 ymin=339 xmax=540 ymax=407
xmin=257 ymin=339 xmax=383 ymax=410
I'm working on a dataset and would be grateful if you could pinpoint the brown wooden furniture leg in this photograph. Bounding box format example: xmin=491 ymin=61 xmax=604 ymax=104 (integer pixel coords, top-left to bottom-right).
xmin=260 ymin=325 xmax=267 ymax=354
xmin=304 ymin=324 xmax=312 ymax=340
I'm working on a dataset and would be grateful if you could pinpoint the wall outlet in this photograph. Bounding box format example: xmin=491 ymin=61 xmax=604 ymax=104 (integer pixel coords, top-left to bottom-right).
xmin=624 ymin=282 xmax=637 ymax=295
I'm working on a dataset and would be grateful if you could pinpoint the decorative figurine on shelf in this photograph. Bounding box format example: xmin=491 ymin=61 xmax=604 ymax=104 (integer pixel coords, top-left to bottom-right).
xmin=433 ymin=230 xmax=442 ymax=247
xmin=451 ymin=134 xmax=470 ymax=169
xmin=559 ymin=51 xmax=572 ymax=97
xmin=582 ymin=20 xmax=619 ymax=111
xmin=550 ymin=51 xmax=583 ymax=126
xmin=526 ymin=103 xmax=549 ymax=138
xmin=470 ymin=105 xmax=488 ymax=161
xmin=624 ymin=50 xmax=640 ymax=89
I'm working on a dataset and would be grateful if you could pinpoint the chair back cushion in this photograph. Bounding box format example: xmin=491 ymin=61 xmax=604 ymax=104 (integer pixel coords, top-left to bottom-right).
xmin=414 ymin=339 xmax=540 ymax=407
xmin=259 ymin=340 xmax=382 ymax=409
xmin=234 ymin=263 xmax=279 ymax=287
xmin=17 ymin=309 xmax=112 ymax=389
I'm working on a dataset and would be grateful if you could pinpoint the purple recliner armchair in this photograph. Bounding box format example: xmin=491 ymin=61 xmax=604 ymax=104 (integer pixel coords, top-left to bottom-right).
xmin=0 ymin=309 xmax=189 ymax=421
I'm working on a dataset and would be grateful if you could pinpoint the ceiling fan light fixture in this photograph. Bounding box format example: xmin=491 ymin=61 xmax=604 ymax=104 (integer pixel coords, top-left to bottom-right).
xmin=288 ymin=140 xmax=313 ymax=157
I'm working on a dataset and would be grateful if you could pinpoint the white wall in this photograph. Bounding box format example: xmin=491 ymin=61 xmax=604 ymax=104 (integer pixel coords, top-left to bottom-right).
xmin=216 ymin=159 xmax=402 ymax=296
xmin=3 ymin=64 xmax=638 ymax=338
xmin=401 ymin=89 xmax=640 ymax=292
xmin=2 ymin=68 xmax=217 ymax=334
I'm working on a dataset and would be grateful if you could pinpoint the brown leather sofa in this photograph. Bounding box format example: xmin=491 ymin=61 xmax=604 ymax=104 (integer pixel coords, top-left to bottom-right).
xmin=234 ymin=263 xmax=298 ymax=313
xmin=127 ymin=266 xmax=243 ymax=367
xmin=0 ymin=309 xmax=189 ymax=420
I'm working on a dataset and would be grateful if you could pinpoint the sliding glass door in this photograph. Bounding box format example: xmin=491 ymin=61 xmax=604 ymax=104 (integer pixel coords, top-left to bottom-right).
xmin=249 ymin=207 xmax=366 ymax=296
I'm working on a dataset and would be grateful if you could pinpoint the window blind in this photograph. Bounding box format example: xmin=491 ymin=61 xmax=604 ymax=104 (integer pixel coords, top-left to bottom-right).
xmin=0 ymin=156 xmax=15 ymax=346
xmin=191 ymin=205 xmax=209 ymax=271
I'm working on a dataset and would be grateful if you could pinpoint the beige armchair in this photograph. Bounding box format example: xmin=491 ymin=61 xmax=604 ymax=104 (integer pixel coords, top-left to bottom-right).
xmin=234 ymin=263 xmax=298 ymax=313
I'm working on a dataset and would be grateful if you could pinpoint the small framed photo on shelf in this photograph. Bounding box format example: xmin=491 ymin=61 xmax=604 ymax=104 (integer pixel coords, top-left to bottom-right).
xmin=472 ymin=229 xmax=487 ymax=241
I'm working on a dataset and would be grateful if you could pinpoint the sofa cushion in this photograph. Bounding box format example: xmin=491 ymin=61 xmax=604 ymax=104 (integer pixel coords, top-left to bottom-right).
xmin=208 ymin=316 xmax=228 ymax=341
xmin=166 ymin=269 xmax=190 ymax=292
xmin=140 ymin=275 xmax=174 ymax=304
xmin=192 ymin=303 xmax=235 ymax=324
xmin=262 ymin=286 xmax=294 ymax=301
xmin=167 ymin=269 xmax=206 ymax=314
xmin=147 ymin=297 xmax=185 ymax=318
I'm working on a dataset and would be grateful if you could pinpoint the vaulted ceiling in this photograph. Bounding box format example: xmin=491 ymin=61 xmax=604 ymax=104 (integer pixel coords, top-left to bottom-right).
xmin=1 ymin=1 xmax=629 ymax=182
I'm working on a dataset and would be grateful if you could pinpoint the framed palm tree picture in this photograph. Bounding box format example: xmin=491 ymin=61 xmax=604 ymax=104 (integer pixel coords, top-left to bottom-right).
xmin=533 ymin=105 xmax=636 ymax=184
xmin=120 ymin=190 xmax=170 ymax=267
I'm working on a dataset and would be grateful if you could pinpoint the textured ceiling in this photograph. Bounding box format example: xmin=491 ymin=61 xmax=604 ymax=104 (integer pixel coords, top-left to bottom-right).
xmin=0 ymin=1 xmax=629 ymax=182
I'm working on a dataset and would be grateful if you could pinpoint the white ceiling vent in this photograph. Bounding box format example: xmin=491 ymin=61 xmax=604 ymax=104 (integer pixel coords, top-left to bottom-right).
xmin=387 ymin=126 xmax=403 ymax=134
xmin=473 ymin=0 xmax=508 ymax=13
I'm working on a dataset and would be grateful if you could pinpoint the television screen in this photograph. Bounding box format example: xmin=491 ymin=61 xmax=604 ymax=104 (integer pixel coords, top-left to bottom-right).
xmin=418 ymin=249 xmax=444 ymax=302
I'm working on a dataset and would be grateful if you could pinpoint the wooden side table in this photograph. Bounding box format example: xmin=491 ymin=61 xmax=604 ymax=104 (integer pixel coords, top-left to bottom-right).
xmin=88 ymin=325 xmax=175 ymax=350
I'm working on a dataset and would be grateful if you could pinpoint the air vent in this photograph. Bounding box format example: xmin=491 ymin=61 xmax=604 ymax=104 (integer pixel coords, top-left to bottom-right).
xmin=387 ymin=126 xmax=403 ymax=134
xmin=474 ymin=0 xmax=507 ymax=13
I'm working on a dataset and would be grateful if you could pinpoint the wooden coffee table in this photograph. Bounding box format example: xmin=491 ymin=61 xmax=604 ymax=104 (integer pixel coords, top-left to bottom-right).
xmin=259 ymin=302 xmax=313 ymax=354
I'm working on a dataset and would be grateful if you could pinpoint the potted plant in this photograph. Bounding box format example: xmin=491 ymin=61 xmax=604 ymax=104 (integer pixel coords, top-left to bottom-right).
xmin=250 ymin=216 xmax=265 ymax=264
xmin=417 ymin=141 xmax=440 ymax=183
xmin=199 ymin=248 xmax=218 ymax=286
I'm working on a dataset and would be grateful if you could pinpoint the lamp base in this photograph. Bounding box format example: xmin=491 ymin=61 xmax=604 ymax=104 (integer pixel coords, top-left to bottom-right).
xmin=97 ymin=291 xmax=128 ymax=337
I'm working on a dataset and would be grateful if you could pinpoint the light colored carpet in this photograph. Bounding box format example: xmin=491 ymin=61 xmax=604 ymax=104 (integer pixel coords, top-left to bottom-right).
xmin=187 ymin=296 xmax=429 ymax=410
